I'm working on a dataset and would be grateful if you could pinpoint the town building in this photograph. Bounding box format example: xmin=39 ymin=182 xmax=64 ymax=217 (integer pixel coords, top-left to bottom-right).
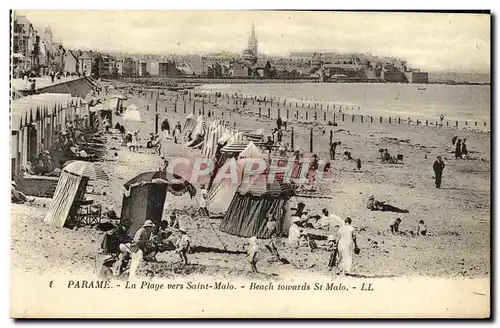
xmin=138 ymin=61 xmax=147 ymax=76
xmin=147 ymin=61 xmax=159 ymax=76
xmin=115 ymin=58 xmax=124 ymax=76
xmin=123 ymin=57 xmax=137 ymax=76
xmin=78 ymin=51 xmax=93 ymax=76
xmin=12 ymin=14 xmax=40 ymax=75
xmin=63 ymin=50 xmax=79 ymax=74
xmin=158 ymin=61 xmax=178 ymax=77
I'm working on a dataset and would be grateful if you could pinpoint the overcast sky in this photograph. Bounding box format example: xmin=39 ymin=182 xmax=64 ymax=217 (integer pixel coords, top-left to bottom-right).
xmin=16 ymin=10 xmax=490 ymax=73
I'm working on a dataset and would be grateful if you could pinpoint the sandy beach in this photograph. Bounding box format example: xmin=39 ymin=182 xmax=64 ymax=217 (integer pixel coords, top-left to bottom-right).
xmin=10 ymin=81 xmax=491 ymax=282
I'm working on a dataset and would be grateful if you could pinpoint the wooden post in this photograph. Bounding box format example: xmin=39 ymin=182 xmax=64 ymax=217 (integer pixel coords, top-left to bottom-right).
xmin=370 ymin=116 xmax=373 ymax=123
xmin=202 ymin=99 xmax=205 ymax=115
xmin=342 ymin=113 xmax=345 ymax=121
xmin=259 ymin=107 xmax=261 ymax=117
xmin=278 ymin=108 xmax=281 ymax=118
xmin=456 ymin=121 xmax=458 ymax=128
xmin=314 ymin=111 xmax=317 ymax=120
xmin=268 ymin=108 xmax=271 ymax=118
xmin=155 ymin=114 xmax=159 ymax=134
xmin=296 ymin=102 xmax=298 ymax=108
xmin=351 ymin=114 xmax=355 ymax=122
xmin=291 ymin=127 xmax=294 ymax=149
xmin=324 ymin=112 xmax=326 ymax=121
xmin=306 ymin=112 xmax=309 ymax=120
xmin=287 ymin=109 xmax=289 ymax=120
xmin=193 ymin=101 xmax=195 ymax=114
xmin=183 ymin=101 xmax=186 ymax=113
xmin=333 ymin=113 xmax=336 ymax=122
xmin=296 ymin=110 xmax=299 ymax=119
xmin=309 ymin=128 xmax=313 ymax=153
xmin=329 ymin=130 xmax=333 ymax=145
xmin=361 ymin=115 xmax=364 ymax=123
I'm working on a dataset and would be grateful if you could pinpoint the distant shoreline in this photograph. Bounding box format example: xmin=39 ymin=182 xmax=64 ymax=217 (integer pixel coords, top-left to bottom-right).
xmin=110 ymin=77 xmax=490 ymax=87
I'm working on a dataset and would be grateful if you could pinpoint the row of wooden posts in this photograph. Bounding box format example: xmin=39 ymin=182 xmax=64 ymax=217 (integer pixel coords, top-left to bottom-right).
xmin=254 ymin=106 xmax=488 ymax=128
xmin=135 ymin=89 xmax=488 ymax=137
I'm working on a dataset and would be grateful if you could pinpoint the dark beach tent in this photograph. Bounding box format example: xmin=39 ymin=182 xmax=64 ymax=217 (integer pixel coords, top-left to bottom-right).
xmin=452 ymin=136 xmax=458 ymax=145
xmin=219 ymin=177 xmax=295 ymax=239
xmin=120 ymin=171 xmax=196 ymax=237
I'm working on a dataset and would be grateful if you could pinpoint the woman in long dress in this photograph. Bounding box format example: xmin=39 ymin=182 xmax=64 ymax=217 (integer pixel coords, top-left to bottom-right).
xmin=336 ymin=217 xmax=357 ymax=276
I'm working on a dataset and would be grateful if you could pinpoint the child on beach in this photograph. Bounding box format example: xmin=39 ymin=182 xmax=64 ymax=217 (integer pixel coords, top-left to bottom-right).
xmin=247 ymin=236 xmax=260 ymax=273
xmin=417 ymin=220 xmax=427 ymax=236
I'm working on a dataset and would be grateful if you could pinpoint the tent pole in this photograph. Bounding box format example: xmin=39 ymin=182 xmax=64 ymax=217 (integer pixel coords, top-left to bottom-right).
xmin=193 ymin=197 xmax=227 ymax=250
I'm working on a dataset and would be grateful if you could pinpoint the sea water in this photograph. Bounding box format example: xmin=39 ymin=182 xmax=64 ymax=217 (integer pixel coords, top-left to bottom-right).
xmin=196 ymin=83 xmax=491 ymax=123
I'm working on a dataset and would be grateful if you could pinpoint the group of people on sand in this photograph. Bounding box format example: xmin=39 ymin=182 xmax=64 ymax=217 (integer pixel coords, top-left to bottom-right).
xmin=454 ymin=137 xmax=469 ymax=160
xmin=244 ymin=202 xmax=359 ymax=276
xmin=160 ymin=118 xmax=182 ymax=144
xmin=389 ymin=218 xmax=428 ymax=236
xmin=99 ymin=213 xmax=192 ymax=281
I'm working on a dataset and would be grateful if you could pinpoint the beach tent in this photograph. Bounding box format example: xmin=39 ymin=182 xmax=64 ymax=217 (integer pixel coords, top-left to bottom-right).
xmin=120 ymin=171 xmax=196 ymax=237
xmin=182 ymin=114 xmax=197 ymax=138
xmin=218 ymin=176 xmax=295 ymax=239
xmin=239 ymin=141 xmax=265 ymax=159
xmin=44 ymin=171 xmax=89 ymax=228
xmin=185 ymin=116 xmax=206 ymax=148
xmin=123 ymin=104 xmax=142 ymax=122
xmin=207 ymin=157 xmax=243 ymax=216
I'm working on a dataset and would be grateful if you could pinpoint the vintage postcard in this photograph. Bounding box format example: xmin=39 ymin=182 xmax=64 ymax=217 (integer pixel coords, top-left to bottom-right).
xmin=9 ymin=10 xmax=491 ymax=318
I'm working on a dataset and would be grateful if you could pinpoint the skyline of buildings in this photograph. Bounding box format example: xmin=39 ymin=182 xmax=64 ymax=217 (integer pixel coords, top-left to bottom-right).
xmin=14 ymin=11 xmax=490 ymax=74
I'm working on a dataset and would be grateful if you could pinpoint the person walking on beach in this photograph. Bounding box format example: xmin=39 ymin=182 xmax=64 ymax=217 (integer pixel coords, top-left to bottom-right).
xmin=433 ymin=156 xmax=445 ymax=189
xmin=330 ymin=141 xmax=338 ymax=160
xmin=175 ymin=228 xmax=191 ymax=266
xmin=198 ymin=184 xmax=209 ymax=217
xmin=161 ymin=118 xmax=170 ymax=138
xmin=461 ymin=138 xmax=468 ymax=159
xmin=455 ymin=139 xmax=462 ymax=159
xmin=336 ymin=217 xmax=358 ymax=276
xmin=276 ymin=116 xmax=283 ymax=130
xmin=246 ymin=236 xmax=260 ymax=273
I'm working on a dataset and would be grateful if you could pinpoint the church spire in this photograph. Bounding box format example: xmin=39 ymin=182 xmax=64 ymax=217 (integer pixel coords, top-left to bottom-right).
xmin=248 ymin=22 xmax=258 ymax=57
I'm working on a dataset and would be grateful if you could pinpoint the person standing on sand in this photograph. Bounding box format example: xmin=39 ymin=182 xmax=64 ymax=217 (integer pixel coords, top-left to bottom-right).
xmin=161 ymin=118 xmax=170 ymax=138
xmin=276 ymin=116 xmax=283 ymax=130
xmin=455 ymin=139 xmax=462 ymax=159
xmin=433 ymin=156 xmax=445 ymax=189
xmin=336 ymin=217 xmax=358 ymax=276
xmin=175 ymin=228 xmax=191 ymax=266
xmin=246 ymin=236 xmax=260 ymax=273
xmin=461 ymin=139 xmax=468 ymax=159
xmin=330 ymin=141 xmax=338 ymax=160
xmin=198 ymin=184 xmax=209 ymax=217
